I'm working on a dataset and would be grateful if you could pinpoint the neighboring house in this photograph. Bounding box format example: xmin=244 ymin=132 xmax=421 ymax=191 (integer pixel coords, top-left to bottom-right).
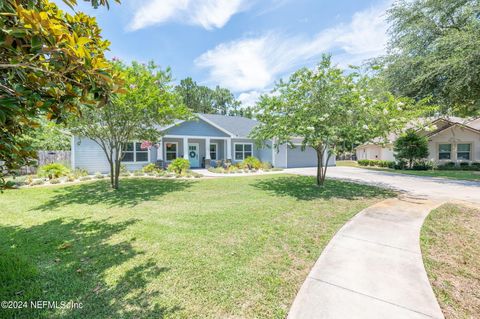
xmin=356 ymin=117 xmax=480 ymax=163
xmin=71 ymin=113 xmax=336 ymax=173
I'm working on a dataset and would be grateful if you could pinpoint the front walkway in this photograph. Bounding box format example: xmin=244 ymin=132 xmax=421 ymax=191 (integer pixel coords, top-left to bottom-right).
xmin=285 ymin=166 xmax=480 ymax=319
xmin=288 ymin=196 xmax=444 ymax=319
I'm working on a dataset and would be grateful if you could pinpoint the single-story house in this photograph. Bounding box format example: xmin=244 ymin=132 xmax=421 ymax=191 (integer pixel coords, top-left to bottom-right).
xmin=356 ymin=117 xmax=480 ymax=163
xmin=71 ymin=113 xmax=336 ymax=173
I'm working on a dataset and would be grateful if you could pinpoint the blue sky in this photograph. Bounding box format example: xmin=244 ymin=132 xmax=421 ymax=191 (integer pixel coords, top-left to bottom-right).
xmin=57 ymin=0 xmax=392 ymax=106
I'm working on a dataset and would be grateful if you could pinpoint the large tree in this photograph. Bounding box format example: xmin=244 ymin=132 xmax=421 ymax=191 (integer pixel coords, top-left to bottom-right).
xmin=0 ymin=0 xmax=120 ymax=188
xmin=381 ymin=0 xmax=480 ymax=116
xmin=175 ymin=77 xmax=242 ymax=115
xmin=69 ymin=61 xmax=191 ymax=189
xmin=251 ymin=55 xmax=433 ymax=186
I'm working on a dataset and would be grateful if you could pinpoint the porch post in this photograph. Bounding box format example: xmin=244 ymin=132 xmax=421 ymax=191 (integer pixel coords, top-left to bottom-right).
xmin=157 ymin=138 xmax=163 ymax=161
xmin=205 ymin=138 xmax=211 ymax=160
xmin=205 ymin=137 xmax=211 ymax=168
xmin=226 ymin=137 xmax=232 ymax=161
xmin=183 ymin=137 xmax=188 ymax=159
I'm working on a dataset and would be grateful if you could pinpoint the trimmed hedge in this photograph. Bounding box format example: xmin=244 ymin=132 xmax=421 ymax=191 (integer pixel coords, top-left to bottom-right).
xmin=357 ymin=160 xmax=395 ymax=168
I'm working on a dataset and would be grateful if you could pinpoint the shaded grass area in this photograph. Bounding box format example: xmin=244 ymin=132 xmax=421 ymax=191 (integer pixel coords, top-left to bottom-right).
xmin=1 ymin=175 xmax=393 ymax=318
xmin=361 ymin=166 xmax=480 ymax=181
xmin=421 ymin=204 xmax=480 ymax=318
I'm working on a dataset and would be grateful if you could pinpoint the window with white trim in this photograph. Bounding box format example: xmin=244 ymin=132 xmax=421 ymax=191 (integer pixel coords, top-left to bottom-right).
xmin=210 ymin=143 xmax=217 ymax=160
xmin=165 ymin=142 xmax=177 ymax=161
xmin=438 ymin=144 xmax=451 ymax=160
xmin=122 ymin=142 xmax=149 ymax=162
xmin=234 ymin=143 xmax=252 ymax=160
xmin=457 ymin=143 xmax=471 ymax=160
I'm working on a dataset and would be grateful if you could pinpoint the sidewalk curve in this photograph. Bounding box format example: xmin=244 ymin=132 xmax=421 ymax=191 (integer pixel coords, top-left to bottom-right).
xmin=288 ymin=196 xmax=444 ymax=319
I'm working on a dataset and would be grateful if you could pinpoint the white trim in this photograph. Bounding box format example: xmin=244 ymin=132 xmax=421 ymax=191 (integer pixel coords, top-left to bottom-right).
xmin=271 ymin=138 xmax=275 ymax=167
xmin=285 ymin=143 xmax=288 ymax=168
xmin=71 ymin=136 xmax=75 ymax=169
xmin=164 ymin=134 xmax=229 ymax=140
xmin=164 ymin=141 xmax=178 ymax=162
xmin=121 ymin=141 xmax=151 ymax=164
xmin=183 ymin=137 xmax=188 ymax=160
xmin=209 ymin=142 xmax=218 ymax=160
xmin=197 ymin=114 xmax=236 ymax=137
xmin=233 ymin=142 xmax=253 ymax=161
xmin=157 ymin=138 xmax=163 ymax=161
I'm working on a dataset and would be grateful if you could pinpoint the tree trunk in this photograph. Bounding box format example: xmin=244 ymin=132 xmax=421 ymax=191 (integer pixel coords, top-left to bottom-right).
xmin=109 ymin=159 xmax=114 ymax=188
xmin=113 ymin=159 xmax=120 ymax=189
xmin=316 ymin=148 xmax=325 ymax=187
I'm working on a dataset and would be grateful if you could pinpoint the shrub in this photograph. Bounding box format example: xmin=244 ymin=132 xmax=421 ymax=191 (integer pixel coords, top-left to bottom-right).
xmin=133 ymin=170 xmax=144 ymax=176
xmin=94 ymin=172 xmax=104 ymax=179
xmin=38 ymin=163 xmax=70 ymax=179
xmin=11 ymin=176 xmax=28 ymax=187
xmin=167 ymin=158 xmax=190 ymax=174
xmin=79 ymin=176 xmax=91 ymax=181
xmin=66 ymin=174 xmax=76 ymax=182
xmin=261 ymin=162 xmax=273 ymax=170
xmin=49 ymin=178 xmax=61 ymax=184
xmin=394 ymin=130 xmax=429 ymax=169
xmin=459 ymin=162 xmax=469 ymax=167
xmin=141 ymin=163 xmax=157 ymax=173
xmin=30 ymin=179 xmax=45 ymax=186
xmin=241 ymin=156 xmax=261 ymax=170
xmin=72 ymin=168 xmax=88 ymax=178
xmin=357 ymin=159 xmax=369 ymax=166
xmin=412 ymin=160 xmax=434 ymax=171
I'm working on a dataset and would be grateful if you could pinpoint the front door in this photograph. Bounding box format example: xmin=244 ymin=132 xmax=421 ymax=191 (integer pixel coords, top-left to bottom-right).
xmin=188 ymin=143 xmax=200 ymax=168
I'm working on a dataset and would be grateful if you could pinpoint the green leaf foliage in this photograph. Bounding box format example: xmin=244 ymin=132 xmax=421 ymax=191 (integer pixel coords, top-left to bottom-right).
xmin=394 ymin=129 xmax=430 ymax=169
xmin=381 ymin=0 xmax=480 ymax=116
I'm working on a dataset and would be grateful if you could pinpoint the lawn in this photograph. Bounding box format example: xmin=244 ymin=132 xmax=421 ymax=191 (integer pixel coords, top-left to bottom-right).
xmin=366 ymin=167 xmax=480 ymax=181
xmin=0 ymin=174 xmax=392 ymax=318
xmin=421 ymin=204 xmax=480 ymax=318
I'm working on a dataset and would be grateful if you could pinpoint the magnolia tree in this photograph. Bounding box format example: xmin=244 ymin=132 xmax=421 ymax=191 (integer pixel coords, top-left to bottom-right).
xmin=0 ymin=0 xmax=121 ymax=189
xmin=251 ymin=55 xmax=433 ymax=186
xmin=69 ymin=61 xmax=191 ymax=189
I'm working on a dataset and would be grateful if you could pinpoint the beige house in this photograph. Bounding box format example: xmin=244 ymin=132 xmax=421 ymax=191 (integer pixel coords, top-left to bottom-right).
xmin=356 ymin=117 xmax=480 ymax=163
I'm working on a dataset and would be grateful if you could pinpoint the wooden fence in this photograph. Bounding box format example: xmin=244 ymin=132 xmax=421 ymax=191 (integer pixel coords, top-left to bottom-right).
xmin=18 ymin=151 xmax=71 ymax=175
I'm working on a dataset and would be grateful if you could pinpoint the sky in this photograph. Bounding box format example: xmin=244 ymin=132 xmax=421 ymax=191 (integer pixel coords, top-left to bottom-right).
xmin=56 ymin=0 xmax=392 ymax=107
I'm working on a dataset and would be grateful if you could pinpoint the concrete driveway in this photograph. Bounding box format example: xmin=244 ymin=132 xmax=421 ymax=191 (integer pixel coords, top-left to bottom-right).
xmin=287 ymin=166 xmax=480 ymax=204
xmin=286 ymin=166 xmax=479 ymax=319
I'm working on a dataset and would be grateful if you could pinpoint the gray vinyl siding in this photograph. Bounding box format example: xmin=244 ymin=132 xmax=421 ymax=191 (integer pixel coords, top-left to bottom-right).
xmin=286 ymin=145 xmax=336 ymax=168
xmin=165 ymin=119 xmax=229 ymax=137
xmin=274 ymin=144 xmax=288 ymax=168
xmin=73 ymin=136 xmax=155 ymax=174
xmin=257 ymin=140 xmax=273 ymax=164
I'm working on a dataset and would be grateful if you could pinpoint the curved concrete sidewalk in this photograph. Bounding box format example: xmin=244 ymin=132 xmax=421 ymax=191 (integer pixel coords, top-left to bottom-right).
xmin=288 ymin=196 xmax=444 ymax=319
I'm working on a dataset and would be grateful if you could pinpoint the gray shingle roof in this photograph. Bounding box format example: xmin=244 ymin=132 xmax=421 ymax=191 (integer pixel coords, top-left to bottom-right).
xmin=199 ymin=113 xmax=259 ymax=137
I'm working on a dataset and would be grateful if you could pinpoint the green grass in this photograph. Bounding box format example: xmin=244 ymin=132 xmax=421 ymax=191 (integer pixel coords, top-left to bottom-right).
xmin=421 ymin=204 xmax=480 ymax=318
xmin=0 ymin=175 xmax=393 ymax=318
xmin=359 ymin=166 xmax=480 ymax=181
xmin=335 ymin=160 xmax=359 ymax=167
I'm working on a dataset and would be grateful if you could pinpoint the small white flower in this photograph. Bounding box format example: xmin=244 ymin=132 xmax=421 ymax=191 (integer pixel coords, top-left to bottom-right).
xmin=383 ymin=109 xmax=389 ymax=115
xmin=362 ymin=124 xmax=369 ymax=130
xmin=397 ymin=102 xmax=405 ymax=107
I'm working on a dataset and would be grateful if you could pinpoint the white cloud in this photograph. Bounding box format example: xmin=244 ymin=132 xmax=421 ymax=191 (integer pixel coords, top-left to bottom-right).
xmin=238 ymin=90 xmax=263 ymax=107
xmin=195 ymin=3 xmax=389 ymax=92
xmin=128 ymin=0 xmax=249 ymax=31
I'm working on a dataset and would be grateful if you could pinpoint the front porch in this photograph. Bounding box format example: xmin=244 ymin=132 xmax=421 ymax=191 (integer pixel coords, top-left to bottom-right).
xmin=156 ymin=135 xmax=237 ymax=168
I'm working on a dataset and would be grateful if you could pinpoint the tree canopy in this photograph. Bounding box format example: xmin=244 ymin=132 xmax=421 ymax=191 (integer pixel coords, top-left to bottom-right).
xmin=175 ymin=77 xmax=245 ymax=116
xmin=381 ymin=0 xmax=480 ymax=116
xmin=69 ymin=61 xmax=191 ymax=189
xmin=394 ymin=130 xmax=429 ymax=168
xmin=251 ymin=55 xmax=434 ymax=186
xmin=0 ymin=0 xmax=120 ymax=188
